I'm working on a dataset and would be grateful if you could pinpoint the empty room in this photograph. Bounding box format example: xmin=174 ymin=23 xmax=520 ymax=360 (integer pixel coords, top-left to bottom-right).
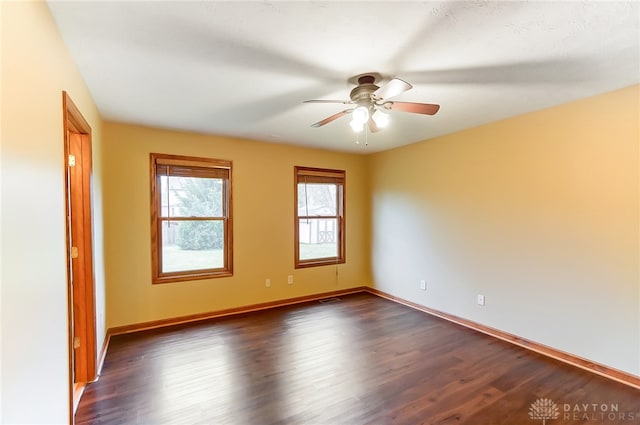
xmin=1 ymin=1 xmax=639 ymax=424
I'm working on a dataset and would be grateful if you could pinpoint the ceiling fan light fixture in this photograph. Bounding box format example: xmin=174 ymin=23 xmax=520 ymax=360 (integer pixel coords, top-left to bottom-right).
xmin=349 ymin=119 xmax=364 ymax=132
xmin=304 ymin=74 xmax=440 ymax=137
xmin=352 ymin=106 xmax=369 ymax=124
xmin=372 ymin=110 xmax=390 ymax=128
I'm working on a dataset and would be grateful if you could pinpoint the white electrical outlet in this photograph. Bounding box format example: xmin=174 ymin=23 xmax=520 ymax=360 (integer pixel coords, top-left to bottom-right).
xmin=265 ymin=278 xmax=271 ymax=287
xmin=287 ymin=275 xmax=294 ymax=285
xmin=420 ymin=280 xmax=427 ymax=291
xmin=477 ymin=294 xmax=485 ymax=306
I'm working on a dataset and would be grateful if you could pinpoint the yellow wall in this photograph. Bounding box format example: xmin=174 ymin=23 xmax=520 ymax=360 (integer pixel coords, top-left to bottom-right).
xmin=1 ymin=2 xmax=106 ymax=423
xmin=369 ymin=85 xmax=640 ymax=375
xmin=103 ymin=122 xmax=371 ymax=327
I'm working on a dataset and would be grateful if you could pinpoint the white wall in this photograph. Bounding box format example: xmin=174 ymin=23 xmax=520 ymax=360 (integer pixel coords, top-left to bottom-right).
xmin=1 ymin=2 xmax=105 ymax=423
xmin=369 ymin=85 xmax=639 ymax=376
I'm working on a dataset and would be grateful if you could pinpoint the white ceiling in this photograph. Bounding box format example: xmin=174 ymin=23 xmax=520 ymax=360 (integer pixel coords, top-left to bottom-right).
xmin=47 ymin=1 xmax=639 ymax=153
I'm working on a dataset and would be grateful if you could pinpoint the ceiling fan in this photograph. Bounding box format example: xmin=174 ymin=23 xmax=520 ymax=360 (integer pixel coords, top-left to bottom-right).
xmin=304 ymin=74 xmax=440 ymax=132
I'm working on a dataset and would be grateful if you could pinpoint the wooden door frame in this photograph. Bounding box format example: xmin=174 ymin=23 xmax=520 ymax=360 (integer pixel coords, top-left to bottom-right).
xmin=63 ymin=92 xmax=97 ymax=419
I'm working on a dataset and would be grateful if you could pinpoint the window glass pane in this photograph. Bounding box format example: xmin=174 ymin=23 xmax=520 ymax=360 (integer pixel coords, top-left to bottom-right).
xmin=297 ymin=183 xmax=337 ymax=216
xmin=160 ymin=176 xmax=223 ymax=218
xmin=161 ymin=220 xmax=224 ymax=272
xmin=298 ymin=218 xmax=338 ymax=260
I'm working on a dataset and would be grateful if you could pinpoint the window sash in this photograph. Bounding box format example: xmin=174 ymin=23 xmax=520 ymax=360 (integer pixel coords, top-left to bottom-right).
xmin=295 ymin=167 xmax=344 ymax=184
xmin=156 ymin=164 xmax=229 ymax=179
xmin=151 ymin=153 xmax=233 ymax=283
xmin=159 ymin=218 xmax=228 ymax=275
xmin=298 ymin=215 xmax=340 ymax=219
xmin=158 ymin=174 xmax=228 ymax=218
xmin=158 ymin=216 xmax=227 ymax=222
xmin=294 ymin=166 xmax=345 ymax=268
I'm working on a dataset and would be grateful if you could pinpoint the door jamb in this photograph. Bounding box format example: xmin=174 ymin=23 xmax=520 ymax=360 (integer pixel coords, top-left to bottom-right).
xmin=63 ymin=91 xmax=97 ymax=420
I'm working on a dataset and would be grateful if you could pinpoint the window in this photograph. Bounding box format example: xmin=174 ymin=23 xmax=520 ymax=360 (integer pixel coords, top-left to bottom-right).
xmin=294 ymin=166 xmax=345 ymax=268
xmin=150 ymin=153 xmax=232 ymax=283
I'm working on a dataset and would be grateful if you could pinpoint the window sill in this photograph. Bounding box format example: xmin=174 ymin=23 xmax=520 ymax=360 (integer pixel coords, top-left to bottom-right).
xmin=295 ymin=258 xmax=345 ymax=269
xmin=152 ymin=270 xmax=233 ymax=284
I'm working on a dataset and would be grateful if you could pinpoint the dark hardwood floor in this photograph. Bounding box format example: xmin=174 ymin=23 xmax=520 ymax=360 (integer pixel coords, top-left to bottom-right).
xmin=76 ymin=293 xmax=640 ymax=425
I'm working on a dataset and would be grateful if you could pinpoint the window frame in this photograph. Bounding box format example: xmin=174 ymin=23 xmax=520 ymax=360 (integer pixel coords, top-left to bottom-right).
xmin=150 ymin=153 xmax=233 ymax=284
xmin=294 ymin=166 xmax=345 ymax=268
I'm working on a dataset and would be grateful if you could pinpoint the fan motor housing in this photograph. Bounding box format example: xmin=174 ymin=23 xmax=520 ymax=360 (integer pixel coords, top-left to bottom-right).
xmin=350 ymin=83 xmax=378 ymax=103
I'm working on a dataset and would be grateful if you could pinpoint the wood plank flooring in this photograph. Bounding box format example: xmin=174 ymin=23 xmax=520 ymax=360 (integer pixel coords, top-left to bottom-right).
xmin=76 ymin=293 xmax=640 ymax=424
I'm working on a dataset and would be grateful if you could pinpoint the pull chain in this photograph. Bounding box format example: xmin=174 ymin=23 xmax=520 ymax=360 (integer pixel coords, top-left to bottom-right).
xmin=354 ymin=124 xmax=369 ymax=146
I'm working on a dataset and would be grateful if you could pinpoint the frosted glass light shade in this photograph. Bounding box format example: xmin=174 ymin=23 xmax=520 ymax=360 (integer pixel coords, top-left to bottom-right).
xmin=372 ymin=110 xmax=389 ymax=128
xmin=349 ymin=119 xmax=364 ymax=132
xmin=352 ymin=106 xmax=369 ymax=124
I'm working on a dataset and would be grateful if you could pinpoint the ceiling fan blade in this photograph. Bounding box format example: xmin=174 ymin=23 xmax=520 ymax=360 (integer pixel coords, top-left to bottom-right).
xmin=372 ymin=78 xmax=412 ymax=100
xmin=304 ymin=99 xmax=353 ymax=104
xmin=368 ymin=118 xmax=379 ymax=133
xmin=311 ymin=109 xmax=353 ymax=128
xmin=384 ymin=101 xmax=440 ymax=115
